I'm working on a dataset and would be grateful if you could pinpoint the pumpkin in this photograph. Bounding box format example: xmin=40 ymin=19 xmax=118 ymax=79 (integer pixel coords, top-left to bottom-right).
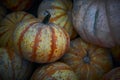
xmin=1 ymin=0 xmax=33 ymax=11
xmin=0 ymin=48 xmax=34 ymax=80
xmin=72 ymin=0 xmax=120 ymax=48
xmin=31 ymin=62 xmax=78 ymax=80
xmin=102 ymin=67 xmax=120 ymax=80
xmin=13 ymin=11 xmax=70 ymax=63
xmin=61 ymin=38 xmax=113 ymax=80
xmin=0 ymin=6 xmax=6 ymax=22
xmin=38 ymin=0 xmax=77 ymax=39
xmin=0 ymin=11 xmax=35 ymax=48
xmin=111 ymin=46 xmax=120 ymax=65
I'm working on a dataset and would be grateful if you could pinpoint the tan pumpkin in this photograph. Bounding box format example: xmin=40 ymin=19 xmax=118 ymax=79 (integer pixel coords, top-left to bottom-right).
xmin=0 ymin=6 xmax=6 ymax=22
xmin=31 ymin=62 xmax=78 ymax=80
xmin=38 ymin=0 xmax=77 ymax=39
xmin=0 ymin=47 xmax=33 ymax=80
xmin=13 ymin=12 xmax=70 ymax=63
xmin=0 ymin=11 xmax=35 ymax=48
xmin=2 ymin=0 xmax=33 ymax=11
xmin=102 ymin=67 xmax=120 ymax=80
xmin=61 ymin=38 xmax=113 ymax=80
xmin=72 ymin=0 xmax=120 ymax=48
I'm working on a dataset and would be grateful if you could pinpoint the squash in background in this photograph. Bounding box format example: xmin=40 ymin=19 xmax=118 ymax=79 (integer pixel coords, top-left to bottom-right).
xmin=31 ymin=62 xmax=78 ymax=80
xmin=0 ymin=11 xmax=35 ymax=48
xmin=13 ymin=12 xmax=70 ymax=63
xmin=2 ymin=0 xmax=33 ymax=11
xmin=0 ymin=48 xmax=34 ymax=80
xmin=102 ymin=67 xmax=120 ymax=80
xmin=72 ymin=0 xmax=120 ymax=48
xmin=61 ymin=38 xmax=113 ymax=80
xmin=38 ymin=0 xmax=77 ymax=39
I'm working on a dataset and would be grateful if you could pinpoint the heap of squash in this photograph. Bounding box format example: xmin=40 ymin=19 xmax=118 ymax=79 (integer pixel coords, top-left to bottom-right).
xmin=0 ymin=0 xmax=120 ymax=80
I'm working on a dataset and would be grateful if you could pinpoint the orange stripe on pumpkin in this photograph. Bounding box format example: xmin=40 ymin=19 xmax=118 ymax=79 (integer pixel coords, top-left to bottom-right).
xmin=31 ymin=27 xmax=43 ymax=61
xmin=52 ymin=6 xmax=65 ymax=11
xmin=17 ymin=22 xmax=37 ymax=56
xmin=60 ymin=27 xmax=69 ymax=53
xmin=50 ymin=13 xmax=66 ymax=22
xmin=20 ymin=13 xmax=29 ymax=21
xmin=48 ymin=27 xmax=57 ymax=61
xmin=39 ymin=64 xmax=71 ymax=80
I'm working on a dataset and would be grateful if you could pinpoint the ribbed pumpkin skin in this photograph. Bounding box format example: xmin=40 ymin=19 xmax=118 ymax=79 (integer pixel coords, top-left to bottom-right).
xmin=0 ymin=11 xmax=35 ymax=48
xmin=31 ymin=62 xmax=78 ymax=80
xmin=2 ymin=0 xmax=33 ymax=11
xmin=61 ymin=38 xmax=113 ymax=80
xmin=13 ymin=19 xmax=70 ymax=63
xmin=102 ymin=67 xmax=120 ymax=80
xmin=72 ymin=0 xmax=120 ymax=48
xmin=38 ymin=0 xmax=77 ymax=39
xmin=0 ymin=48 xmax=33 ymax=80
xmin=0 ymin=6 xmax=6 ymax=22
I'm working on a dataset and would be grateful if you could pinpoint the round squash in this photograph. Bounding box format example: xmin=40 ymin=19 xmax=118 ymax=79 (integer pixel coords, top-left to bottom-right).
xmin=38 ymin=0 xmax=77 ymax=39
xmin=0 ymin=11 xmax=35 ymax=48
xmin=72 ymin=0 xmax=120 ymax=48
xmin=0 ymin=48 xmax=33 ymax=80
xmin=2 ymin=0 xmax=33 ymax=11
xmin=13 ymin=12 xmax=70 ymax=63
xmin=102 ymin=67 xmax=120 ymax=80
xmin=61 ymin=38 xmax=113 ymax=80
xmin=31 ymin=62 xmax=78 ymax=80
xmin=0 ymin=6 xmax=6 ymax=22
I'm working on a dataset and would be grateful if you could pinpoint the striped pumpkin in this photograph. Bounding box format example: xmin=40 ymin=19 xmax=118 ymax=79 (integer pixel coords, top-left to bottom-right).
xmin=0 ymin=11 xmax=35 ymax=48
xmin=61 ymin=38 xmax=113 ymax=80
xmin=38 ymin=0 xmax=77 ymax=39
xmin=2 ymin=0 xmax=33 ymax=11
xmin=0 ymin=6 xmax=6 ymax=22
xmin=31 ymin=62 xmax=78 ymax=80
xmin=0 ymin=48 xmax=33 ymax=80
xmin=102 ymin=67 xmax=120 ymax=80
xmin=13 ymin=18 xmax=70 ymax=63
xmin=72 ymin=0 xmax=120 ymax=48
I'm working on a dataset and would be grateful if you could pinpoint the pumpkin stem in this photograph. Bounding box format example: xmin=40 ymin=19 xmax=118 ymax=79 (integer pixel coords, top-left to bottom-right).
xmin=83 ymin=50 xmax=90 ymax=64
xmin=42 ymin=10 xmax=51 ymax=24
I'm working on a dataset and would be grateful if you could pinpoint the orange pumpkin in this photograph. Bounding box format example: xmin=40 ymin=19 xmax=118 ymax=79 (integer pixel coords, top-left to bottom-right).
xmin=31 ymin=62 xmax=78 ymax=80
xmin=38 ymin=0 xmax=77 ymax=39
xmin=102 ymin=67 xmax=120 ymax=80
xmin=72 ymin=0 xmax=120 ymax=48
xmin=0 ymin=48 xmax=33 ymax=80
xmin=61 ymin=38 xmax=113 ymax=80
xmin=2 ymin=0 xmax=33 ymax=11
xmin=13 ymin=12 xmax=70 ymax=63
xmin=0 ymin=11 xmax=35 ymax=48
xmin=0 ymin=6 xmax=6 ymax=22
